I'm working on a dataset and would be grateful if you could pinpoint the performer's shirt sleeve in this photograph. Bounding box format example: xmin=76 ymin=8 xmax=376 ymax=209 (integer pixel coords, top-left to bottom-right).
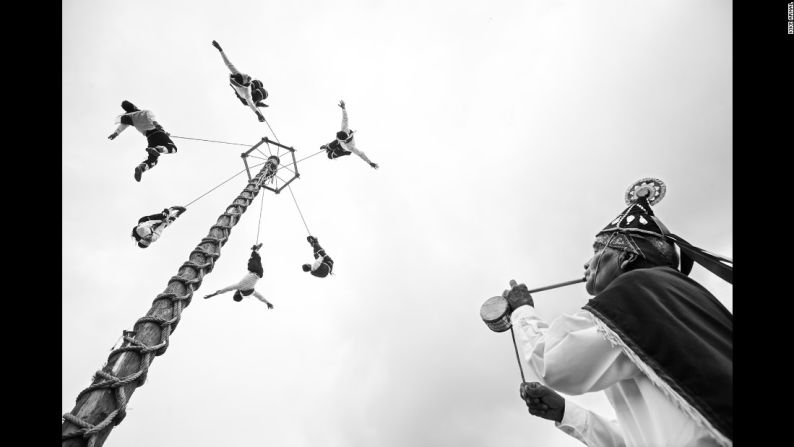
xmin=251 ymin=290 xmax=269 ymax=304
xmin=510 ymin=305 xmax=640 ymax=394
xmin=113 ymin=122 xmax=130 ymax=135
xmin=219 ymin=50 xmax=241 ymax=75
xmin=555 ymin=400 xmax=626 ymax=447
xmin=342 ymin=141 xmax=374 ymax=165
xmin=340 ymin=108 xmax=349 ymax=133
xmin=241 ymin=87 xmax=261 ymax=116
xmin=215 ymin=280 xmax=244 ymax=294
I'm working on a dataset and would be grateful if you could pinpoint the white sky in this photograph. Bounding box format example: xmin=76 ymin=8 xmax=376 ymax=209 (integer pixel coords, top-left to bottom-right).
xmin=62 ymin=1 xmax=732 ymax=446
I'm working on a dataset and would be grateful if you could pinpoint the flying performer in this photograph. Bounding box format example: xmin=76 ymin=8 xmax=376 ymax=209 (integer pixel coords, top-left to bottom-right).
xmin=211 ymin=40 xmax=269 ymax=123
xmin=108 ymin=100 xmax=178 ymax=182
xmin=301 ymin=235 xmax=334 ymax=278
xmin=320 ymin=100 xmax=379 ymax=169
xmin=131 ymin=206 xmax=187 ymax=248
xmin=204 ymin=243 xmax=275 ymax=308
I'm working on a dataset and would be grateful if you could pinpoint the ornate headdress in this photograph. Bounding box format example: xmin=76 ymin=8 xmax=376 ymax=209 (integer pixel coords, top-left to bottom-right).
xmin=597 ymin=178 xmax=732 ymax=284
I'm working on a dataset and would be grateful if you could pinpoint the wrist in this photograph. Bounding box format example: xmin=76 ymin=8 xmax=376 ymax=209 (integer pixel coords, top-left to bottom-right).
xmin=516 ymin=298 xmax=534 ymax=308
xmin=508 ymin=298 xmax=534 ymax=311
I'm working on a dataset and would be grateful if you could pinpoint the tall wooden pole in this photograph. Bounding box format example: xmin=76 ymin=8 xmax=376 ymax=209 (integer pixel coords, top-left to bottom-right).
xmin=62 ymin=159 xmax=279 ymax=447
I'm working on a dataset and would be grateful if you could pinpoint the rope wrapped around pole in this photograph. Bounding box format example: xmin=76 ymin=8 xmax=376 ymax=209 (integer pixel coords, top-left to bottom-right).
xmin=61 ymin=161 xmax=278 ymax=447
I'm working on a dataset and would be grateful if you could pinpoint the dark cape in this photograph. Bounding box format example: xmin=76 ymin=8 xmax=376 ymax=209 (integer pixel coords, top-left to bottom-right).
xmin=582 ymin=266 xmax=732 ymax=444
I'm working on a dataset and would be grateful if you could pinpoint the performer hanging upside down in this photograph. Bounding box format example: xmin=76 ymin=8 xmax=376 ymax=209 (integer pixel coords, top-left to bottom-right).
xmin=301 ymin=236 xmax=334 ymax=278
xmin=211 ymin=40 xmax=268 ymax=123
xmin=108 ymin=100 xmax=178 ymax=182
xmin=321 ymin=100 xmax=379 ymax=169
xmin=204 ymin=244 xmax=274 ymax=308
xmin=131 ymin=206 xmax=186 ymax=248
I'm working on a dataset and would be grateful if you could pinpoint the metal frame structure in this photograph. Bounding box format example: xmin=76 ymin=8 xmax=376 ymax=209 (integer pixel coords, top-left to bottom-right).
xmin=241 ymin=136 xmax=299 ymax=194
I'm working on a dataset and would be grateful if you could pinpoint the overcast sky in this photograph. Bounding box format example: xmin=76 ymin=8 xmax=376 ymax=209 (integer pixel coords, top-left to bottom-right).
xmin=63 ymin=1 xmax=732 ymax=446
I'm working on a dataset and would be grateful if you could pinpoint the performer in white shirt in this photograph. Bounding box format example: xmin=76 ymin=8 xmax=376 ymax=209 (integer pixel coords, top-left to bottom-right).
xmin=301 ymin=235 xmax=334 ymax=278
xmin=108 ymin=100 xmax=178 ymax=182
xmin=204 ymin=244 xmax=274 ymax=308
xmin=131 ymin=206 xmax=186 ymax=248
xmin=211 ymin=40 xmax=268 ymax=123
xmin=502 ymin=178 xmax=732 ymax=447
xmin=320 ymin=100 xmax=379 ymax=169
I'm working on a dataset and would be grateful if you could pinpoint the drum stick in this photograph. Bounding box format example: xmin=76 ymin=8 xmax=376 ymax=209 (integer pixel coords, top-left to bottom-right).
xmin=508 ymin=277 xmax=585 ymax=383
xmin=510 ymin=327 xmax=526 ymax=383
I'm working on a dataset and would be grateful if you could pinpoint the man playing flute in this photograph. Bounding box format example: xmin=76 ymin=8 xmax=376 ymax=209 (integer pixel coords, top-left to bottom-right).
xmin=503 ymin=178 xmax=732 ymax=447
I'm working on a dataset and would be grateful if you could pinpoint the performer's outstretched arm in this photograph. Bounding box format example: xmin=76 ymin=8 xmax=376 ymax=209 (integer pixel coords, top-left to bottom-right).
xmin=204 ymin=282 xmax=243 ymax=299
xmin=346 ymin=143 xmax=377 ymax=167
xmin=340 ymin=106 xmax=349 ymax=133
xmin=109 ymin=117 xmax=131 ymax=139
xmin=242 ymin=87 xmax=264 ymax=120
xmin=252 ymin=290 xmax=274 ymax=308
xmin=213 ymin=40 xmax=241 ymax=75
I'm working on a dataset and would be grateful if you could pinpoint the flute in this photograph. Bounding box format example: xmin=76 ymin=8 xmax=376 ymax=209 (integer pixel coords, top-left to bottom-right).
xmin=524 ymin=277 xmax=586 ymax=294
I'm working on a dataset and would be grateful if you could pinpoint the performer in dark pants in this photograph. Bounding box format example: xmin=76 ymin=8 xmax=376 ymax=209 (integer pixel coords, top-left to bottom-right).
xmin=131 ymin=206 xmax=186 ymax=248
xmin=108 ymin=100 xmax=178 ymax=182
xmin=204 ymin=244 xmax=274 ymax=308
xmin=211 ymin=40 xmax=269 ymax=122
xmin=301 ymin=236 xmax=334 ymax=278
xmin=320 ymin=100 xmax=378 ymax=169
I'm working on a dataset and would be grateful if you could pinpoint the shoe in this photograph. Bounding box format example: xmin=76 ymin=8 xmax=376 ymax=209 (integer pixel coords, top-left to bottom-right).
xmin=134 ymin=166 xmax=143 ymax=182
xmin=256 ymin=101 xmax=269 ymax=108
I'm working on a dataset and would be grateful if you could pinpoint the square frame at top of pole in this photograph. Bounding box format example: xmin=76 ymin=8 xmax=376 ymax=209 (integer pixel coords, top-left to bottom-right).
xmin=240 ymin=136 xmax=300 ymax=194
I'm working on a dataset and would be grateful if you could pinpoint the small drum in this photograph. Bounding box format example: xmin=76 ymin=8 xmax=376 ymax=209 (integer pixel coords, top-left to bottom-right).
xmin=480 ymin=295 xmax=512 ymax=333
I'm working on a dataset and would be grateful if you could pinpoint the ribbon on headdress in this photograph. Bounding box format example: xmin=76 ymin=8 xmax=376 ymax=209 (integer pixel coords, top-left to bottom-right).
xmin=597 ymin=178 xmax=732 ymax=284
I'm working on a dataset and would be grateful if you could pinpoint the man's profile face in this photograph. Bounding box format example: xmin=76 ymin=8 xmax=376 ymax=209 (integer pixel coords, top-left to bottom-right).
xmin=584 ymin=239 xmax=624 ymax=295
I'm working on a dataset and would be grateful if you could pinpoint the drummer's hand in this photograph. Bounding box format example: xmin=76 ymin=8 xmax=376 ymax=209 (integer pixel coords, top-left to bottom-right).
xmin=502 ymin=279 xmax=534 ymax=310
xmin=520 ymin=382 xmax=565 ymax=423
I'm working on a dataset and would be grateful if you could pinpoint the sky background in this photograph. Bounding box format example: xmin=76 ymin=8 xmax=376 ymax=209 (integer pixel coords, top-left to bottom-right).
xmin=62 ymin=1 xmax=732 ymax=446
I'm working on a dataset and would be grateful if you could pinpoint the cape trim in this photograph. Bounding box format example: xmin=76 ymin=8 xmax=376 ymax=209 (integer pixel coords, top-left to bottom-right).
xmin=586 ymin=309 xmax=732 ymax=447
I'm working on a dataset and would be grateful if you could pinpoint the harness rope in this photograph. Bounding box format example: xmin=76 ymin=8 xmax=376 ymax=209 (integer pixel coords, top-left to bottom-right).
xmin=287 ymin=184 xmax=310 ymax=235
xmin=510 ymin=326 xmax=527 ymax=383
xmin=170 ymin=135 xmax=251 ymax=147
xmin=255 ymin=188 xmax=265 ymax=244
xmin=278 ymin=149 xmax=326 ymax=173
xmin=183 ymin=161 xmax=267 ymax=207
xmin=262 ymin=117 xmax=281 ymax=145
